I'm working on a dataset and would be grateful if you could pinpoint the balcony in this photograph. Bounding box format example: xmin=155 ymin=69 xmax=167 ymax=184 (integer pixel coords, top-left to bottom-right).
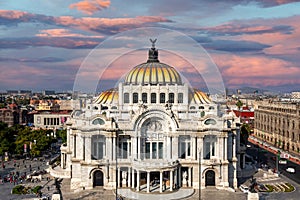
xmin=49 ymin=165 xmax=71 ymax=178
xmin=132 ymin=159 xmax=179 ymax=170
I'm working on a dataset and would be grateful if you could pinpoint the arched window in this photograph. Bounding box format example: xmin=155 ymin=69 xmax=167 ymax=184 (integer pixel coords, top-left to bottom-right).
xmin=92 ymin=118 xmax=105 ymax=125
xmin=199 ymin=106 xmax=205 ymax=109
xmin=204 ymin=118 xmax=217 ymax=125
xmin=209 ymin=106 xmax=214 ymax=110
xmin=190 ymin=106 xmax=196 ymax=110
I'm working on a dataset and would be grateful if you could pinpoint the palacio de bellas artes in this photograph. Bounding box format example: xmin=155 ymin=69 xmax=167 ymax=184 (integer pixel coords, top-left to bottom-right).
xmin=50 ymin=38 xmax=243 ymax=195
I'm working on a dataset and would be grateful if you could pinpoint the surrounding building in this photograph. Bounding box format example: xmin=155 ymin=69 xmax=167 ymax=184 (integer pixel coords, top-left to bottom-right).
xmin=51 ymin=42 xmax=241 ymax=194
xmin=254 ymin=100 xmax=300 ymax=157
xmin=33 ymin=112 xmax=70 ymax=129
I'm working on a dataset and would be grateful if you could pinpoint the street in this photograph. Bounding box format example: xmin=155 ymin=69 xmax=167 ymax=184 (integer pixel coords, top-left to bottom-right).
xmin=247 ymin=142 xmax=300 ymax=184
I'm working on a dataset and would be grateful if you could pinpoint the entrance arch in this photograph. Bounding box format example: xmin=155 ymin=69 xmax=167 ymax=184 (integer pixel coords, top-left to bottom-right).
xmin=93 ymin=170 xmax=104 ymax=187
xmin=205 ymin=170 xmax=215 ymax=186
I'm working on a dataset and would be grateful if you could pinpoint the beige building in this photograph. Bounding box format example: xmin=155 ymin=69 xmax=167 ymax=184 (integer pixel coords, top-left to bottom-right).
xmin=254 ymin=100 xmax=300 ymax=156
xmin=51 ymin=44 xmax=241 ymax=194
xmin=34 ymin=112 xmax=70 ymax=129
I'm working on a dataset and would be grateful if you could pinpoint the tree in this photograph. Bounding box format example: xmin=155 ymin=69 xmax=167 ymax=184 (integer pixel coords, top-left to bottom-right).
xmin=240 ymin=124 xmax=250 ymax=145
xmin=236 ymin=100 xmax=243 ymax=110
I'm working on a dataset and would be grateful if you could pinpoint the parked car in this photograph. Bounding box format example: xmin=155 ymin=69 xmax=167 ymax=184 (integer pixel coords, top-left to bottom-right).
xmin=239 ymin=184 xmax=249 ymax=193
xmin=286 ymin=167 xmax=295 ymax=173
xmin=279 ymin=159 xmax=287 ymax=164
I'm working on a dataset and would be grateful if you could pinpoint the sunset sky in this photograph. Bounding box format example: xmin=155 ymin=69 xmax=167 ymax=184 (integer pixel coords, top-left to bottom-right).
xmin=1 ymin=0 xmax=300 ymax=93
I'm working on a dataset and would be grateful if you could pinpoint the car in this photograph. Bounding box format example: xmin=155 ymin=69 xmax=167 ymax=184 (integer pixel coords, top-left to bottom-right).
xmin=279 ymin=159 xmax=287 ymax=164
xmin=286 ymin=167 xmax=295 ymax=173
xmin=239 ymin=184 xmax=249 ymax=193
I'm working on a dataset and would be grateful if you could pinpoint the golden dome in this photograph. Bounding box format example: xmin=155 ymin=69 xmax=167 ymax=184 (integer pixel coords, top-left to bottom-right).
xmin=94 ymin=89 xmax=118 ymax=104
xmin=125 ymin=41 xmax=182 ymax=85
xmin=192 ymin=89 xmax=211 ymax=104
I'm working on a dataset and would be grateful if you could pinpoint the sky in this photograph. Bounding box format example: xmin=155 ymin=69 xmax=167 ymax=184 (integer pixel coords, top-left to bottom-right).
xmin=1 ymin=0 xmax=300 ymax=93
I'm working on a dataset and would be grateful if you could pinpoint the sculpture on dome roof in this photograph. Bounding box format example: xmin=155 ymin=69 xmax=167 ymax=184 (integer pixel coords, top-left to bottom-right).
xmin=150 ymin=38 xmax=157 ymax=49
xmin=147 ymin=38 xmax=159 ymax=62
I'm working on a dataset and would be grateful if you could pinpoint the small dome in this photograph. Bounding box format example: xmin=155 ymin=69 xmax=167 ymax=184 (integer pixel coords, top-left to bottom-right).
xmin=125 ymin=40 xmax=182 ymax=85
xmin=192 ymin=89 xmax=211 ymax=104
xmin=94 ymin=89 xmax=118 ymax=104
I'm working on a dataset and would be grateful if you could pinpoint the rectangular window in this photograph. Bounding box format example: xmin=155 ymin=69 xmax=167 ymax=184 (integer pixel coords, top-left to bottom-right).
xmin=146 ymin=143 xmax=150 ymax=159
xmin=152 ymin=142 xmax=157 ymax=159
xmin=178 ymin=93 xmax=183 ymax=103
xmin=151 ymin=93 xmax=156 ymax=103
xmin=204 ymin=142 xmax=210 ymax=159
xmin=159 ymin=142 xmax=163 ymax=159
xmin=187 ymin=142 xmax=191 ymax=157
xmin=212 ymin=142 xmax=215 ymax=156
xmin=123 ymin=142 xmax=128 ymax=159
xmin=133 ymin=93 xmax=138 ymax=103
xmin=160 ymin=93 xmax=165 ymax=103
xmin=93 ymin=142 xmax=97 ymax=160
xmin=169 ymin=93 xmax=174 ymax=103
xmin=180 ymin=142 xmax=186 ymax=159
xmin=142 ymin=93 xmax=147 ymax=103
xmin=98 ymin=142 xmax=103 ymax=159
xmin=124 ymin=93 xmax=129 ymax=104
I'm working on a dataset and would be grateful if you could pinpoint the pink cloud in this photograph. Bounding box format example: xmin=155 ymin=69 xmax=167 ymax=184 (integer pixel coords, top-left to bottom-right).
xmin=212 ymin=53 xmax=300 ymax=87
xmin=36 ymin=29 xmax=104 ymax=38
xmin=54 ymin=15 xmax=172 ymax=33
xmin=69 ymin=0 xmax=111 ymax=15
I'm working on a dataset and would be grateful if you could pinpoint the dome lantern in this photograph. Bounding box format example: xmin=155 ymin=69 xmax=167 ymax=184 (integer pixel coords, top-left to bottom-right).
xmin=147 ymin=38 xmax=159 ymax=63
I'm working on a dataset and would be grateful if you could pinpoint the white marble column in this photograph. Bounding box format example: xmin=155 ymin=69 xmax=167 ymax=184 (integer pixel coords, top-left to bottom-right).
xmin=172 ymin=136 xmax=178 ymax=159
xmin=67 ymin=128 xmax=71 ymax=152
xmin=106 ymin=136 xmax=112 ymax=160
xmin=188 ymin=167 xmax=192 ymax=187
xmin=193 ymin=136 xmax=197 ymax=159
xmin=85 ymin=136 xmax=91 ymax=162
xmin=160 ymin=171 xmax=163 ymax=193
xmin=132 ymin=136 xmax=137 ymax=159
xmin=147 ymin=171 xmax=150 ymax=193
xmin=170 ymin=170 xmax=173 ymax=191
xmin=167 ymin=137 xmax=171 ymax=160
xmin=112 ymin=137 xmax=116 ymax=160
xmin=118 ymin=167 xmax=121 ymax=187
xmin=137 ymin=171 xmax=140 ymax=191
xmin=224 ymin=137 xmax=228 ymax=160
xmin=137 ymin=136 xmax=141 ymax=160
xmin=197 ymin=137 xmax=203 ymax=157
xmin=128 ymin=167 xmax=131 ymax=187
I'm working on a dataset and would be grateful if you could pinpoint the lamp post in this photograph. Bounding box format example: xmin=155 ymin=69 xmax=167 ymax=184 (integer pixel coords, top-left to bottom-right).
xmin=115 ymin=132 xmax=118 ymax=200
xmin=198 ymin=148 xmax=202 ymax=200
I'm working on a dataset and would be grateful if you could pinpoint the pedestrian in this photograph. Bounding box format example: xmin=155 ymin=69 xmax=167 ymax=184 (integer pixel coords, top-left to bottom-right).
xmin=47 ymin=186 xmax=50 ymax=191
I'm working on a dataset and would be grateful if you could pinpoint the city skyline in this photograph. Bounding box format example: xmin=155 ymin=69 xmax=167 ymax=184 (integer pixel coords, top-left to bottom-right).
xmin=1 ymin=0 xmax=300 ymax=93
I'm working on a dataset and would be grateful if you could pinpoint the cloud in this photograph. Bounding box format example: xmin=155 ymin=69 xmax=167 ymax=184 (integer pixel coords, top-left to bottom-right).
xmin=69 ymin=0 xmax=110 ymax=15
xmin=0 ymin=37 xmax=101 ymax=49
xmin=200 ymin=24 xmax=294 ymax=37
xmin=0 ymin=10 xmax=172 ymax=34
xmin=212 ymin=53 xmax=300 ymax=88
xmin=0 ymin=57 xmax=66 ymax=63
xmin=36 ymin=29 xmax=104 ymax=38
xmin=204 ymin=40 xmax=270 ymax=52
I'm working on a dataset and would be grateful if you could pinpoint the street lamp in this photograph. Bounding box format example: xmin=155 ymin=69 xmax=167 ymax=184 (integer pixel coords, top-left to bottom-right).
xmin=115 ymin=132 xmax=119 ymax=200
xmin=198 ymin=148 xmax=202 ymax=200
